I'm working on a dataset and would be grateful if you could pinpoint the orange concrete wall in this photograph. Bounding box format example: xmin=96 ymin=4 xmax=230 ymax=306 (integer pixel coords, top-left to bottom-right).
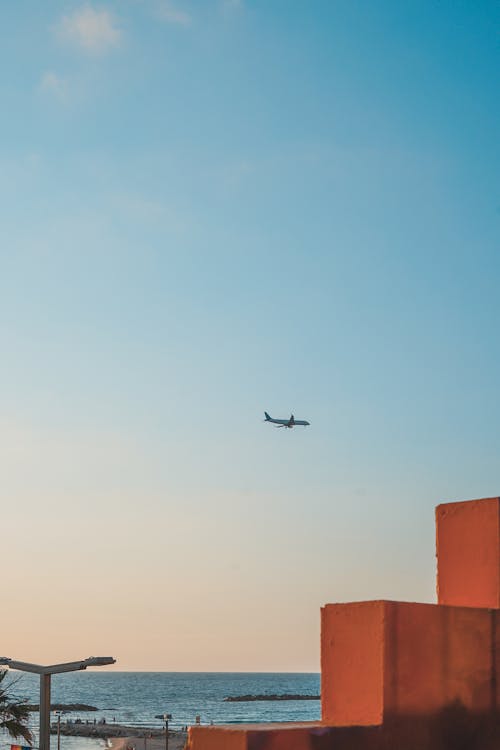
xmin=187 ymin=725 xmax=248 ymax=750
xmin=322 ymin=600 xmax=497 ymax=726
xmin=384 ymin=601 xmax=493 ymax=715
xmin=321 ymin=601 xmax=385 ymax=726
xmin=187 ymin=715 xmax=500 ymax=750
xmin=436 ymin=497 xmax=500 ymax=608
xmin=187 ymin=723 xmax=335 ymax=750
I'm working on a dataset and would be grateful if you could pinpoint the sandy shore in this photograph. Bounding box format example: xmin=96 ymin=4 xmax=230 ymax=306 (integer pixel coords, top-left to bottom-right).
xmin=109 ymin=735 xmax=187 ymax=750
xmin=51 ymin=723 xmax=187 ymax=750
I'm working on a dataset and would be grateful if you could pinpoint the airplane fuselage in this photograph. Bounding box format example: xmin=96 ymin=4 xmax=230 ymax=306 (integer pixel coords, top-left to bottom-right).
xmin=264 ymin=412 xmax=310 ymax=428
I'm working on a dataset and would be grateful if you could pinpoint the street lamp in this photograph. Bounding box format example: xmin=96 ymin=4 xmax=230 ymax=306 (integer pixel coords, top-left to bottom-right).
xmin=54 ymin=711 xmax=62 ymax=750
xmin=0 ymin=657 xmax=115 ymax=750
xmin=154 ymin=714 xmax=172 ymax=750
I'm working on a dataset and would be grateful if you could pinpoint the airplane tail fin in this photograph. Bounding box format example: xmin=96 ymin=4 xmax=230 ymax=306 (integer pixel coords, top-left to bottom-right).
xmin=264 ymin=412 xmax=271 ymax=421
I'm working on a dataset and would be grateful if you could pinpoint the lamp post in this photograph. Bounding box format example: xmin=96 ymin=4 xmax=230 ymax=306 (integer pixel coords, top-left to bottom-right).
xmin=154 ymin=714 xmax=171 ymax=750
xmin=0 ymin=657 xmax=115 ymax=750
xmin=54 ymin=711 xmax=61 ymax=750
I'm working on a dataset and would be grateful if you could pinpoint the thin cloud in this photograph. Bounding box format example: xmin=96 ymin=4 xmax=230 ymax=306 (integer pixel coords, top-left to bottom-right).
xmin=156 ymin=1 xmax=191 ymax=25
xmin=56 ymin=4 xmax=122 ymax=54
xmin=38 ymin=71 xmax=68 ymax=100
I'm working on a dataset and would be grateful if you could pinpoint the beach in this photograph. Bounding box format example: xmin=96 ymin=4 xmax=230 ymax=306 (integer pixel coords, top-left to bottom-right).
xmin=50 ymin=721 xmax=187 ymax=750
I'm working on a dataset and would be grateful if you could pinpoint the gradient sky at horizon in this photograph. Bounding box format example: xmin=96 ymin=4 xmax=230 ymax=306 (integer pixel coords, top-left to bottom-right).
xmin=1 ymin=0 xmax=499 ymax=671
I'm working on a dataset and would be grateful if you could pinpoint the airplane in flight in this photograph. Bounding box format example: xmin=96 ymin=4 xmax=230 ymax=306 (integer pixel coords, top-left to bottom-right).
xmin=264 ymin=412 xmax=310 ymax=428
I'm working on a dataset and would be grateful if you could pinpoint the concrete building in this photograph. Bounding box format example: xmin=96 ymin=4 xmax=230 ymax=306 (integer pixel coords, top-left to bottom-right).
xmin=187 ymin=497 xmax=500 ymax=749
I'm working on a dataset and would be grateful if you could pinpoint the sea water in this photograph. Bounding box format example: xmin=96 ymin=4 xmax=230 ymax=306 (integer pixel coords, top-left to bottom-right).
xmin=1 ymin=672 xmax=320 ymax=750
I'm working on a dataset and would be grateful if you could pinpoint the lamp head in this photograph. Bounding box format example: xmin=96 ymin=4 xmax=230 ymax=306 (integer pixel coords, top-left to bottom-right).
xmin=84 ymin=657 xmax=115 ymax=667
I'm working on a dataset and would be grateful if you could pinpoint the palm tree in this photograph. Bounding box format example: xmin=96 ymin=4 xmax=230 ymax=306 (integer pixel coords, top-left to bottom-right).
xmin=0 ymin=670 xmax=33 ymax=745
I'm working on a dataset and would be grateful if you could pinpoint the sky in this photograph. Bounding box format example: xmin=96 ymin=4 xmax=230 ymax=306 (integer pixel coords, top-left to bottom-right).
xmin=1 ymin=0 xmax=499 ymax=672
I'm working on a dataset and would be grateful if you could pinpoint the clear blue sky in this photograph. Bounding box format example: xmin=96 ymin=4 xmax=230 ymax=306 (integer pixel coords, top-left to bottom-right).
xmin=1 ymin=0 xmax=499 ymax=670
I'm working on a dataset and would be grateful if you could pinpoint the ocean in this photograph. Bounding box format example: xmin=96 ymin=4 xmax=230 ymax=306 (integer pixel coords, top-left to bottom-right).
xmin=1 ymin=672 xmax=320 ymax=750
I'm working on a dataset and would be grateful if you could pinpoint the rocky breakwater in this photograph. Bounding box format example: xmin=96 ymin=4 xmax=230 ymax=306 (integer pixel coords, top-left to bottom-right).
xmin=223 ymin=694 xmax=320 ymax=702
xmin=27 ymin=704 xmax=98 ymax=712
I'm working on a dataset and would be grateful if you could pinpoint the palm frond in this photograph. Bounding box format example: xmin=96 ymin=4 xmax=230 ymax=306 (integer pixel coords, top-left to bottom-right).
xmin=0 ymin=671 xmax=33 ymax=745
